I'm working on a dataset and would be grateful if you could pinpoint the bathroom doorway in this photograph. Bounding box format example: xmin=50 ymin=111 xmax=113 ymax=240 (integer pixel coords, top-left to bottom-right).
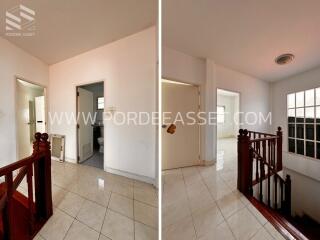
xmin=16 ymin=78 xmax=46 ymax=160
xmin=76 ymin=81 xmax=104 ymax=169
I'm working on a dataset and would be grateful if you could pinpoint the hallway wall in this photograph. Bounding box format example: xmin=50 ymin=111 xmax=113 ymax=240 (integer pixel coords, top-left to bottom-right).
xmin=271 ymin=66 xmax=320 ymax=182
xmin=163 ymin=47 xmax=272 ymax=163
xmin=49 ymin=27 xmax=157 ymax=183
xmin=0 ymin=37 xmax=49 ymax=167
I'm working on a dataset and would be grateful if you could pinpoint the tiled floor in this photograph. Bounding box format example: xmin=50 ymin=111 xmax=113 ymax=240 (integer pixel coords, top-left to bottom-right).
xmin=21 ymin=160 xmax=158 ymax=240
xmin=81 ymin=151 xmax=104 ymax=169
xmin=162 ymin=138 xmax=286 ymax=240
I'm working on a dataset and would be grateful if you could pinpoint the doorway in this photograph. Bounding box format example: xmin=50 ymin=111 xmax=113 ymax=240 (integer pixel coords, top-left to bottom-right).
xmin=216 ymin=88 xmax=240 ymax=170
xmin=76 ymin=82 xmax=104 ymax=169
xmin=16 ymin=78 xmax=46 ymax=159
xmin=162 ymin=79 xmax=200 ymax=170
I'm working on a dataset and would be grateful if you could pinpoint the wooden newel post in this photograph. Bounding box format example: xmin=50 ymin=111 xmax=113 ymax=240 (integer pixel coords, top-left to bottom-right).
xmin=237 ymin=129 xmax=251 ymax=195
xmin=33 ymin=133 xmax=53 ymax=220
xmin=276 ymin=127 xmax=283 ymax=171
xmin=284 ymin=174 xmax=291 ymax=216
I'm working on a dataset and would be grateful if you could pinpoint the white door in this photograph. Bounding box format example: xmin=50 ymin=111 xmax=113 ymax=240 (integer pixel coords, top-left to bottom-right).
xmin=162 ymin=81 xmax=200 ymax=170
xmin=35 ymin=96 xmax=46 ymax=133
xmin=78 ymin=88 xmax=94 ymax=163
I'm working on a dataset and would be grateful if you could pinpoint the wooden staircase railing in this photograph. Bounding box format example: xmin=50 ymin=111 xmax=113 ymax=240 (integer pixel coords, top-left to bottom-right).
xmin=237 ymin=127 xmax=309 ymax=240
xmin=238 ymin=127 xmax=286 ymax=198
xmin=0 ymin=133 xmax=53 ymax=240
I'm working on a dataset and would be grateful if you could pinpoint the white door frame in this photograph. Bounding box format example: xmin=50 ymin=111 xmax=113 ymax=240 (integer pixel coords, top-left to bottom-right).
xmin=76 ymin=80 xmax=105 ymax=164
xmin=215 ymin=87 xmax=241 ymax=144
xmin=14 ymin=76 xmax=47 ymax=159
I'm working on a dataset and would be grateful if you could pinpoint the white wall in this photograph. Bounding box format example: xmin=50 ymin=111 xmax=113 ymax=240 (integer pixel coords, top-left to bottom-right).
xmin=49 ymin=27 xmax=157 ymax=182
xmin=163 ymin=47 xmax=272 ymax=162
xmin=217 ymin=94 xmax=238 ymax=138
xmin=0 ymin=37 xmax=49 ymax=167
xmin=284 ymin=168 xmax=320 ymax=222
xmin=215 ymin=64 xmax=272 ymax=133
xmin=271 ymin=66 xmax=320 ymax=182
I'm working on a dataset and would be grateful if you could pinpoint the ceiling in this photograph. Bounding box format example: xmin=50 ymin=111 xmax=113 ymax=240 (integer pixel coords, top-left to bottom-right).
xmin=0 ymin=0 xmax=156 ymax=64
xmin=163 ymin=0 xmax=320 ymax=82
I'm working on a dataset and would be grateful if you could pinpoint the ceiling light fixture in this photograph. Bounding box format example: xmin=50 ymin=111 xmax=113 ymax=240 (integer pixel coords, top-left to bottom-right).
xmin=275 ymin=53 xmax=295 ymax=65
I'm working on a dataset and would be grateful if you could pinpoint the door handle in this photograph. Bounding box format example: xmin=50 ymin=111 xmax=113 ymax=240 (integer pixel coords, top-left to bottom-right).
xmin=167 ymin=124 xmax=176 ymax=134
xmin=162 ymin=124 xmax=167 ymax=128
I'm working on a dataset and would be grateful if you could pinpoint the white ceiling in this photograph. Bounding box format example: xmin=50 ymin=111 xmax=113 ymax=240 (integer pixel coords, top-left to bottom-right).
xmin=0 ymin=0 xmax=156 ymax=64
xmin=163 ymin=0 xmax=320 ymax=82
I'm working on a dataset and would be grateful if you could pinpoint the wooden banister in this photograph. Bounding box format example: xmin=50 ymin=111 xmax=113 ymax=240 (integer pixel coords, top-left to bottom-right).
xmin=237 ymin=127 xmax=301 ymax=239
xmin=237 ymin=129 xmax=251 ymax=195
xmin=276 ymin=127 xmax=283 ymax=171
xmin=0 ymin=132 xmax=53 ymax=240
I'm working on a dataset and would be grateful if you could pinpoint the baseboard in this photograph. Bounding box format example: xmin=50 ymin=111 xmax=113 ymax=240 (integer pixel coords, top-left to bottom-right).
xmin=200 ymin=159 xmax=215 ymax=166
xmin=105 ymin=167 xmax=156 ymax=186
xmin=65 ymin=158 xmax=77 ymax=164
xmin=57 ymin=158 xmax=156 ymax=186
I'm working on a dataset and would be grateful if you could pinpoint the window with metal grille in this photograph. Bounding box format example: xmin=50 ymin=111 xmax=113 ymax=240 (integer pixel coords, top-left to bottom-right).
xmin=287 ymin=88 xmax=320 ymax=159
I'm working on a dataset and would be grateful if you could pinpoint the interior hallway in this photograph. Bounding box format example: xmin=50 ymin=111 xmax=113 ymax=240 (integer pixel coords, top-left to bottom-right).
xmin=19 ymin=160 xmax=158 ymax=240
xmin=162 ymin=138 xmax=286 ymax=240
xmin=82 ymin=151 xmax=104 ymax=169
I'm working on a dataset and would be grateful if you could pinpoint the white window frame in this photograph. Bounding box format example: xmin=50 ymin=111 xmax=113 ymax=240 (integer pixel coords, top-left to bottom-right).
xmin=287 ymin=88 xmax=320 ymax=160
xmin=97 ymin=97 xmax=104 ymax=110
xmin=217 ymin=105 xmax=225 ymax=124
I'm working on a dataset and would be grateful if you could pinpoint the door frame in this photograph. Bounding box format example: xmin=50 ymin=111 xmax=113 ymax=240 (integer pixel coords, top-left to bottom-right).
xmin=215 ymin=87 xmax=241 ymax=145
xmin=75 ymin=80 xmax=105 ymax=164
xmin=14 ymin=76 xmax=47 ymax=159
xmin=161 ymin=78 xmax=201 ymax=169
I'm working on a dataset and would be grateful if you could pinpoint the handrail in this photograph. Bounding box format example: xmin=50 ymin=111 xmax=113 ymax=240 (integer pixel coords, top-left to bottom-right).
xmin=238 ymin=127 xmax=297 ymax=239
xmin=0 ymin=150 xmax=46 ymax=176
xmin=249 ymin=136 xmax=278 ymax=143
xmin=247 ymin=130 xmax=277 ymax=137
xmin=0 ymin=132 xmax=53 ymax=240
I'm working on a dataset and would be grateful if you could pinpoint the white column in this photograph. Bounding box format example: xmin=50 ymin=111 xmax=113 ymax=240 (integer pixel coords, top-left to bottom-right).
xmin=204 ymin=59 xmax=217 ymax=163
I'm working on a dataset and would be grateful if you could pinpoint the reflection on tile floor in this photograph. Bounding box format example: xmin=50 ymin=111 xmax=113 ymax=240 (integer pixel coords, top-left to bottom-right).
xmin=162 ymin=138 xmax=285 ymax=240
xmin=22 ymin=160 xmax=158 ymax=240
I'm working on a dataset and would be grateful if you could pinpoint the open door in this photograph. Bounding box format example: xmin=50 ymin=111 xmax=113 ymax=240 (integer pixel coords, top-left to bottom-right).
xmin=16 ymin=79 xmax=45 ymax=159
xmin=77 ymin=87 xmax=94 ymax=163
xmin=35 ymin=96 xmax=46 ymax=133
xmin=162 ymin=80 xmax=200 ymax=170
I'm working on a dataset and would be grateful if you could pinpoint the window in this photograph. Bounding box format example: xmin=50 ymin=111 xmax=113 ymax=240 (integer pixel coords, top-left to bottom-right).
xmin=287 ymin=88 xmax=320 ymax=159
xmin=217 ymin=106 xmax=225 ymax=123
xmin=97 ymin=97 xmax=104 ymax=110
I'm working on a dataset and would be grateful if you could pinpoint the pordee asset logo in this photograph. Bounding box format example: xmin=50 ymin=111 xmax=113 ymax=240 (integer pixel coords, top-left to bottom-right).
xmin=5 ymin=4 xmax=36 ymax=36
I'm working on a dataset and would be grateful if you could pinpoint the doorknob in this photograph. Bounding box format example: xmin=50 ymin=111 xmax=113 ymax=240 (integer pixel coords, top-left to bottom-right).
xmin=162 ymin=124 xmax=167 ymax=128
xmin=167 ymin=124 xmax=176 ymax=134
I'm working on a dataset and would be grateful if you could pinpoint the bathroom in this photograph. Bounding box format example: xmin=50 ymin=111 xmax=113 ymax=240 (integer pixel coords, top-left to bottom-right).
xmin=77 ymin=81 xmax=104 ymax=169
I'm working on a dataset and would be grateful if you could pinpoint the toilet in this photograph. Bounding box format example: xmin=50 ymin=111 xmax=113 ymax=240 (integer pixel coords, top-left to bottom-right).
xmin=97 ymin=126 xmax=104 ymax=153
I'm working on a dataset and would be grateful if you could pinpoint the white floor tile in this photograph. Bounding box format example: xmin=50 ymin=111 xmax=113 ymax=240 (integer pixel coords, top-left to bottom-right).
xmin=101 ymin=209 xmax=134 ymax=240
xmin=108 ymin=193 xmax=133 ymax=218
xmin=64 ymin=220 xmax=99 ymax=240
xmin=40 ymin=208 xmax=73 ymax=240
xmin=227 ymin=207 xmax=262 ymax=240
xmin=135 ymin=221 xmax=157 ymax=240
xmin=76 ymin=199 xmax=106 ymax=232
